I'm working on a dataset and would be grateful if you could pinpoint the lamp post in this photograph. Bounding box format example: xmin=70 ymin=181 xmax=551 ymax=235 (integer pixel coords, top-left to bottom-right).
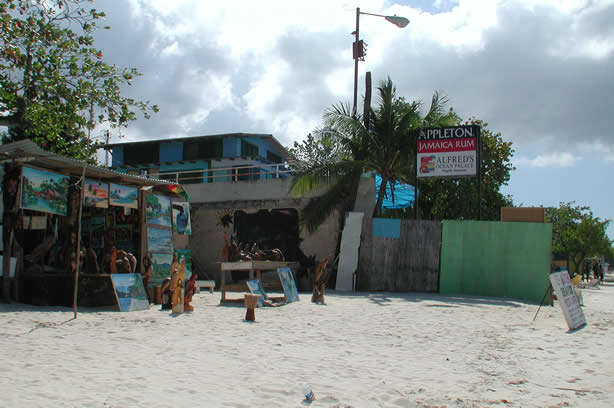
xmin=352 ymin=7 xmax=409 ymax=116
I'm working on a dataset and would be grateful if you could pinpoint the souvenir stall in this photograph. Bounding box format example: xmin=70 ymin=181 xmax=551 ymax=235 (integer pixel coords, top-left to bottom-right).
xmin=0 ymin=140 xmax=190 ymax=312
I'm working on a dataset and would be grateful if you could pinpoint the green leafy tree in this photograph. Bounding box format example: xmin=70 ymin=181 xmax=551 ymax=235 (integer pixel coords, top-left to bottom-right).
xmin=0 ymin=0 xmax=158 ymax=160
xmin=547 ymin=202 xmax=612 ymax=273
xmin=417 ymin=118 xmax=515 ymax=220
xmin=290 ymin=78 xmax=456 ymax=231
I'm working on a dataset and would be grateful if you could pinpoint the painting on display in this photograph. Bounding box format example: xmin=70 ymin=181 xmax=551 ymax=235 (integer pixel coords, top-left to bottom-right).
xmin=147 ymin=226 xmax=172 ymax=253
xmin=277 ymin=267 xmax=299 ymax=303
xmin=174 ymin=249 xmax=193 ymax=280
xmin=246 ymin=279 xmax=268 ymax=307
xmin=172 ymin=201 xmax=192 ymax=235
xmin=149 ymin=252 xmax=173 ymax=287
xmin=84 ymin=179 xmax=109 ymax=208
xmin=146 ymin=193 xmax=172 ymax=227
xmin=20 ymin=166 xmax=69 ymax=216
xmin=109 ymin=183 xmax=138 ymax=209
xmin=110 ymin=273 xmax=150 ymax=312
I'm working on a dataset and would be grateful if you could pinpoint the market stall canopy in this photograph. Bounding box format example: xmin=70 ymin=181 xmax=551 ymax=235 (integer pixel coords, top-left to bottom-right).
xmin=0 ymin=140 xmax=173 ymax=187
xmin=374 ymin=173 xmax=415 ymax=209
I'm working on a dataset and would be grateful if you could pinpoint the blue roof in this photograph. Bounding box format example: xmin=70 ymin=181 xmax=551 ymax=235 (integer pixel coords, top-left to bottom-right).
xmin=375 ymin=174 xmax=415 ymax=209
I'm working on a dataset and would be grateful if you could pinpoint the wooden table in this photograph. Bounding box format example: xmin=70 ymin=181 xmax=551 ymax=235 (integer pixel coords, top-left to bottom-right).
xmin=219 ymin=261 xmax=295 ymax=303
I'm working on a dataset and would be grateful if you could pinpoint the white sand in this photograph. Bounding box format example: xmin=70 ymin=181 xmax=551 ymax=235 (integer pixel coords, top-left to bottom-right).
xmin=1 ymin=277 xmax=614 ymax=408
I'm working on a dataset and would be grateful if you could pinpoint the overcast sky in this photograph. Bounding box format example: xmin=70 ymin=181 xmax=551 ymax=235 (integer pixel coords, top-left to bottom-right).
xmin=94 ymin=0 xmax=614 ymax=237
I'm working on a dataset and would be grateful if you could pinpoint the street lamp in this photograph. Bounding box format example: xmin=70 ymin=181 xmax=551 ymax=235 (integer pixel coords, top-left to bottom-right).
xmin=352 ymin=7 xmax=409 ymax=116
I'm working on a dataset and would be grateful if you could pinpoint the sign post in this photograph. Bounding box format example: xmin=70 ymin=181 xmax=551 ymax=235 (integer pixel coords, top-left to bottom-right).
xmin=416 ymin=125 xmax=481 ymax=218
xmin=549 ymin=271 xmax=586 ymax=332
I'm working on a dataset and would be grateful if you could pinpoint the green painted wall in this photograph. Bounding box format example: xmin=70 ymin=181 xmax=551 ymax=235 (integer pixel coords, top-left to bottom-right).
xmin=440 ymin=220 xmax=552 ymax=304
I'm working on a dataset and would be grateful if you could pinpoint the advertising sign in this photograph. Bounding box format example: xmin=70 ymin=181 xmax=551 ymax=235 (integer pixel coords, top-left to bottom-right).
xmin=549 ymin=271 xmax=586 ymax=332
xmin=417 ymin=125 xmax=479 ymax=178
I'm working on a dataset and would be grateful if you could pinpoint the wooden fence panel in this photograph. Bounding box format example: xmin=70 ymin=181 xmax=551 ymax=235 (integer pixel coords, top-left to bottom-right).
xmin=357 ymin=218 xmax=441 ymax=292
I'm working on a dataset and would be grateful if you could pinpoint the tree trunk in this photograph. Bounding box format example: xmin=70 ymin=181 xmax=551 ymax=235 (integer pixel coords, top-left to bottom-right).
xmin=373 ymin=176 xmax=389 ymax=217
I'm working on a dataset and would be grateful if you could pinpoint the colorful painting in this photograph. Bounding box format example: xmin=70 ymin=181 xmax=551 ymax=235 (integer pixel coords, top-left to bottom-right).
xmin=20 ymin=166 xmax=69 ymax=216
xmin=109 ymin=183 xmax=138 ymax=209
xmin=84 ymin=179 xmax=109 ymax=208
xmin=146 ymin=193 xmax=172 ymax=227
xmin=174 ymin=249 xmax=193 ymax=280
xmin=277 ymin=267 xmax=299 ymax=303
xmin=110 ymin=273 xmax=150 ymax=312
xmin=149 ymin=252 xmax=173 ymax=286
xmin=172 ymin=201 xmax=192 ymax=235
xmin=246 ymin=279 xmax=268 ymax=307
xmin=147 ymin=226 xmax=172 ymax=253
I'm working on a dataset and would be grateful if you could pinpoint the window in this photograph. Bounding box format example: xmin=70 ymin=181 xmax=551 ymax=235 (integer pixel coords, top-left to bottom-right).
xmin=266 ymin=151 xmax=282 ymax=163
xmin=184 ymin=138 xmax=223 ymax=160
xmin=241 ymin=140 xmax=259 ymax=157
xmin=123 ymin=143 xmax=159 ymax=166
xmin=234 ymin=166 xmax=260 ymax=181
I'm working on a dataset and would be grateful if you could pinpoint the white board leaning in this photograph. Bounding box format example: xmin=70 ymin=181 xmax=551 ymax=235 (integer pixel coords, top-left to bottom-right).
xmin=549 ymin=271 xmax=586 ymax=332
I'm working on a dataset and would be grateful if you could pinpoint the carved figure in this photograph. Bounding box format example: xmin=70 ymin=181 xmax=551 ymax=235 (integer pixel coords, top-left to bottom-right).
xmin=311 ymin=258 xmax=330 ymax=305
xmin=184 ymin=273 xmax=198 ymax=312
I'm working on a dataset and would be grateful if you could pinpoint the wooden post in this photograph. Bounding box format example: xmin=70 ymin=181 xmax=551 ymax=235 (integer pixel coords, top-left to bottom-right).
xmin=363 ymin=72 xmax=372 ymax=130
xmin=72 ymin=166 xmax=86 ymax=319
xmin=2 ymin=166 xmax=21 ymax=303
xmin=138 ymin=188 xmax=149 ymax=298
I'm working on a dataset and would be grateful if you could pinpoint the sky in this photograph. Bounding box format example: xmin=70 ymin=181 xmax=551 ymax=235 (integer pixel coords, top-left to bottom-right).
xmin=91 ymin=0 xmax=614 ymax=237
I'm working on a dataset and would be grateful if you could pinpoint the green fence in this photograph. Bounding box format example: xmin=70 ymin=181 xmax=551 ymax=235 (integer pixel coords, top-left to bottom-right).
xmin=440 ymin=220 xmax=552 ymax=304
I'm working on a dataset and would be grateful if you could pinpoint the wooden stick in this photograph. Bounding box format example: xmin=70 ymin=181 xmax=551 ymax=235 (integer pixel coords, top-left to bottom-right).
xmin=72 ymin=166 xmax=86 ymax=319
xmin=533 ymin=284 xmax=552 ymax=321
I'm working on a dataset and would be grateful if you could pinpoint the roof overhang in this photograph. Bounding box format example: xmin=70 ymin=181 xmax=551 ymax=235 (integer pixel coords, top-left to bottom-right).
xmin=0 ymin=140 xmax=173 ymax=187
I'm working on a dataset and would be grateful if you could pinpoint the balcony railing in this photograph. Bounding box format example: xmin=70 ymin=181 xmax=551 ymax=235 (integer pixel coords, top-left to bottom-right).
xmin=154 ymin=163 xmax=293 ymax=184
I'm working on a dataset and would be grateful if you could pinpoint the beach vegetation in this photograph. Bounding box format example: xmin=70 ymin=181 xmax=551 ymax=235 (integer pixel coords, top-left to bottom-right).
xmin=0 ymin=0 xmax=158 ymax=161
xmin=547 ymin=202 xmax=612 ymax=273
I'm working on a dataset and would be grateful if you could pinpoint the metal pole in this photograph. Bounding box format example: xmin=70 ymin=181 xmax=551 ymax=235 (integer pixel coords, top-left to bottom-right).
xmin=477 ymin=126 xmax=482 ymax=220
xmin=353 ymin=7 xmax=360 ymax=117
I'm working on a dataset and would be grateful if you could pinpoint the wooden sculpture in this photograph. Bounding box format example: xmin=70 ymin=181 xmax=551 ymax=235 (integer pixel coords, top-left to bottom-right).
xmin=184 ymin=273 xmax=198 ymax=312
xmin=171 ymin=256 xmax=185 ymax=314
xmin=311 ymin=257 xmax=329 ymax=305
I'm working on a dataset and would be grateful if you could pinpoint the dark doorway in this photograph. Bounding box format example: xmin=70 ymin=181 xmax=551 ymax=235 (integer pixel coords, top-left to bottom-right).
xmin=233 ymin=208 xmax=300 ymax=261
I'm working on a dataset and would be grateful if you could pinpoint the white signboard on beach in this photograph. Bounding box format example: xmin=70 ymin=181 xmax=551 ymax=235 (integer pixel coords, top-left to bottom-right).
xmin=336 ymin=212 xmax=363 ymax=291
xmin=550 ymin=271 xmax=586 ymax=331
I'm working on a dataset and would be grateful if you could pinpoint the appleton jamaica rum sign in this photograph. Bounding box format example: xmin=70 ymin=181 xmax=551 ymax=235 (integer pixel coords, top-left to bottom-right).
xmin=416 ymin=125 xmax=480 ymax=178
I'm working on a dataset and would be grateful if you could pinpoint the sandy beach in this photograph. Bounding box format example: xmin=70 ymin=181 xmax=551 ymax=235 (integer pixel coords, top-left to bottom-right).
xmin=1 ymin=276 xmax=613 ymax=408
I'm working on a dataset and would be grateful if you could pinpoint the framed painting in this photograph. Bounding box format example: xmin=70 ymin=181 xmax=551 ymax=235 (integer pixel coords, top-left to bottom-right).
xmin=110 ymin=273 xmax=150 ymax=312
xmin=84 ymin=179 xmax=109 ymax=208
xmin=174 ymin=249 xmax=193 ymax=280
xmin=172 ymin=201 xmax=192 ymax=235
xmin=146 ymin=193 xmax=172 ymax=227
xmin=277 ymin=267 xmax=299 ymax=303
xmin=20 ymin=166 xmax=69 ymax=216
xmin=147 ymin=226 xmax=172 ymax=253
xmin=109 ymin=183 xmax=138 ymax=209
xmin=149 ymin=252 xmax=173 ymax=287
xmin=246 ymin=279 xmax=268 ymax=307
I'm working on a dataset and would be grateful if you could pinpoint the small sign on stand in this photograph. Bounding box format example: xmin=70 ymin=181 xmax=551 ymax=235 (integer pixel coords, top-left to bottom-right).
xmin=549 ymin=271 xmax=586 ymax=332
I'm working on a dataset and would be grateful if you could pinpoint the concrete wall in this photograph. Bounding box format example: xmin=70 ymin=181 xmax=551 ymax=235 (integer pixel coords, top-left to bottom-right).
xmin=184 ymin=178 xmax=349 ymax=283
xmin=439 ymin=220 xmax=552 ymax=304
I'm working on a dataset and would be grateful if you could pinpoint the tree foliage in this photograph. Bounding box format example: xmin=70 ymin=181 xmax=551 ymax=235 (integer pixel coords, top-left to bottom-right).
xmin=547 ymin=202 xmax=612 ymax=272
xmin=417 ymin=118 xmax=515 ymax=220
xmin=0 ymin=0 xmax=158 ymax=160
xmin=289 ymin=78 xmax=457 ymax=231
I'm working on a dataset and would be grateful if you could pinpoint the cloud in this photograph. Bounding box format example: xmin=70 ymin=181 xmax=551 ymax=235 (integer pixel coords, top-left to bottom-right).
xmin=514 ymin=152 xmax=580 ymax=168
xmin=90 ymin=0 xmax=614 ymax=155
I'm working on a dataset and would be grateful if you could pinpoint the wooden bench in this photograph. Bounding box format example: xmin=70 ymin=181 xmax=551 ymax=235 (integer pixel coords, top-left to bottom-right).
xmin=195 ymin=280 xmax=215 ymax=293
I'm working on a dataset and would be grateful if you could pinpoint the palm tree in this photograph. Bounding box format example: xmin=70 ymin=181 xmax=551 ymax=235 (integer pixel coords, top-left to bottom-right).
xmin=290 ymin=77 xmax=458 ymax=231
